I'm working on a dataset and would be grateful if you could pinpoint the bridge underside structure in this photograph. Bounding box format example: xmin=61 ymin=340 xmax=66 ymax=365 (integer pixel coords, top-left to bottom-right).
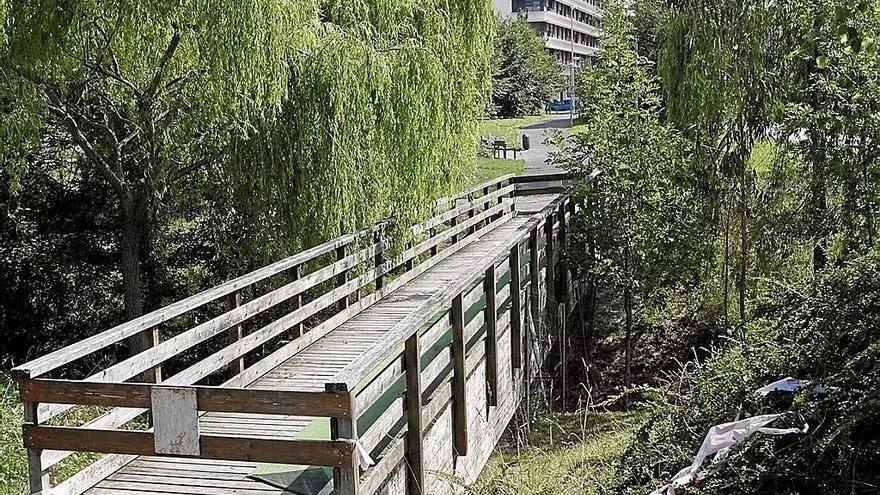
xmin=14 ymin=173 xmax=576 ymax=495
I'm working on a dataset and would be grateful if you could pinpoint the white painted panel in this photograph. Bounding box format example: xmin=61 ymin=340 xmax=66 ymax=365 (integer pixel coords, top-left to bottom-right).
xmin=151 ymin=386 xmax=200 ymax=456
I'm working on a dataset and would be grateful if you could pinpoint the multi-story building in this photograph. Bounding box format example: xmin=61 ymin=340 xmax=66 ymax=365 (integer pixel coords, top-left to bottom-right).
xmin=494 ymin=0 xmax=604 ymax=75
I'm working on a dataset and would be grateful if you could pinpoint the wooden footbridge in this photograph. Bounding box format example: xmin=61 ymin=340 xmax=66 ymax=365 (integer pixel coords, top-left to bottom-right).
xmin=13 ymin=173 xmax=577 ymax=495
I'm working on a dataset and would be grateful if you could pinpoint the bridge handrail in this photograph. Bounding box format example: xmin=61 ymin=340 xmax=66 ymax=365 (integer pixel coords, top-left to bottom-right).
xmin=15 ymin=173 xmax=520 ymax=495
xmin=325 ymin=177 xmax=576 ymax=494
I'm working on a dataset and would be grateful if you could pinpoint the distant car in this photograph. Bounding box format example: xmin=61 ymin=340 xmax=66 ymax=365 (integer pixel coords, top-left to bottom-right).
xmin=547 ymin=99 xmax=572 ymax=112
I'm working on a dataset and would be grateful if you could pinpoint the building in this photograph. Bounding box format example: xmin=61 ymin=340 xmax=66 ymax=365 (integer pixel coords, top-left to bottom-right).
xmin=493 ymin=0 xmax=604 ymax=78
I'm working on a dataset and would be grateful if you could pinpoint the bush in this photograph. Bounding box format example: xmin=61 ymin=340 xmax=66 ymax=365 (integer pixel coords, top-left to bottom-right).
xmin=614 ymin=253 xmax=880 ymax=494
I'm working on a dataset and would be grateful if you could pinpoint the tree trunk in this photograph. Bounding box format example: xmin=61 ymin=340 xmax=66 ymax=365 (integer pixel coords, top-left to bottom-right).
xmin=622 ymin=244 xmax=633 ymax=411
xmin=120 ymin=190 xmax=153 ymax=358
xmin=722 ymin=198 xmax=730 ymax=332
xmin=738 ymin=160 xmax=747 ymax=339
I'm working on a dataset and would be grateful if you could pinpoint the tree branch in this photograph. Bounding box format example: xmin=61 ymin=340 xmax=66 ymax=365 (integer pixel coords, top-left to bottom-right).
xmin=43 ymin=86 xmax=127 ymax=195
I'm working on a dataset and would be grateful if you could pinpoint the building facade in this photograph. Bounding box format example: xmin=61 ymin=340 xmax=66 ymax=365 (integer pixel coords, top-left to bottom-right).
xmin=493 ymin=0 xmax=604 ymax=73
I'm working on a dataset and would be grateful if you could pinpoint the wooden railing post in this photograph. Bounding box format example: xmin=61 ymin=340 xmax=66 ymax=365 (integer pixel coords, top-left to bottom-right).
xmin=290 ymin=265 xmax=303 ymax=338
xmin=467 ymin=193 xmax=476 ymax=235
xmin=484 ymin=265 xmax=499 ymax=407
xmin=482 ymin=186 xmax=491 ymax=229
xmin=404 ymin=333 xmax=425 ymax=495
xmin=430 ymin=206 xmax=438 ymax=257
xmin=374 ymin=230 xmax=385 ymax=290
xmin=451 ymin=293 xmax=468 ymax=456
xmin=450 ymin=211 xmax=459 ymax=245
xmin=23 ymin=400 xmax=50 ymax=493
xmin=336 ymin=245 xmax=349 ymax=312
xmin=149 ymin=327 xmax=162 ymax=383
xmin=544 ymin=213 xmax=556 ymax=308
xmin=404 ymin=241 xmax=415 ymax=272
xmin=529 ymin=228 xmax=541 ymax=333
xmin=329 ymin=389 xmax=359 ymax=495
xmin=227 ymin=291 xmax=244 ymax=375
xmin=559 ymin=204 xmax=570 ymax=305
xmin=510 ymin=243 xmax=523 ymax=370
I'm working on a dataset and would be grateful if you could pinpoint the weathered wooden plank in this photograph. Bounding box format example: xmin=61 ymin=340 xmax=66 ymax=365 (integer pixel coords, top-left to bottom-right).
xmin=336 ymin=245 xmax=350 ymax=312
xmin=50 ymin=454 xmax=137 ymax=495
xmin=404 ymin=334 xmax=425 ymax=495
xmin=12 ymin=223 xmax=385 ymax=380
xmin=20 ymin=380 xmax=351 ymax=418
xmin=329 ymin=392 xmax=359 ymax=495
xmin=483 ymin=266 xmax=499 ymax=408
xmin=289 ymin=264 xmax=303 ymax=339
xmin=450 ymin=293 xmax=468 ymax=456
xmin=23 ymin=426 xmax=353 ymax=468
xmin=509 ymin=244 xmax=523 ymax=370
xmin=151 ymin=387 xmax=199 ymax=457
xmin=226 ymin=292 xmax=244 ymax=376
xmin=23 ymin=401 xmax=49 ymax=493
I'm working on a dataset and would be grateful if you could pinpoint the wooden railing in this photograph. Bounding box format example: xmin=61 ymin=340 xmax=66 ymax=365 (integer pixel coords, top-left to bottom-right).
xmin=13 ymin=172 xmax=575 ymax=495
xmin=325 ymin=185 xmax=575 ymax=494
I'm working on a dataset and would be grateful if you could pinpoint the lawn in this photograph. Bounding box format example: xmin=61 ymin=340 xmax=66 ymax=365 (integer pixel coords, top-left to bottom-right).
xmin=471 ymin=157 xmax=525 ymax=185
xmin=478 ymin=115 xmax=546 ymax=145
xmin=462 ymin=410 xmax=645 ymax=494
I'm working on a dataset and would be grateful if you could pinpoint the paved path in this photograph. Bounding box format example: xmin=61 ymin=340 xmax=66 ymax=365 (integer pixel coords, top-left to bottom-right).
xmin=519 ymin=114 xmax=573 ymax=176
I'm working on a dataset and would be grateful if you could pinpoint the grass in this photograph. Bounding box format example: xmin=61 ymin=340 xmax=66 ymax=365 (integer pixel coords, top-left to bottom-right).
xmin=461 ymin=410 xmax=646 ymax=494
xmin=478 ymin=115 xmax=546 ymax=144
xmin=0 ymin=373 xmax=122 ymax=495
xmin=471 ymin=157 xmax=526 ymax=185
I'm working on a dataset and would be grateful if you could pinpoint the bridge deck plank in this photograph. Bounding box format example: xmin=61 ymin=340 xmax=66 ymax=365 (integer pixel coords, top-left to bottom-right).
xmin=82 ymin=194 xmax=559 ymax=495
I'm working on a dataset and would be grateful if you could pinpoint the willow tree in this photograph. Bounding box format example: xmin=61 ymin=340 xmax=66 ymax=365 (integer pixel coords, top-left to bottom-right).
xmin=228 ymin=0 xmax=495 ymax=253
xmin=1 ymin=0 xmax=495 ymax=353
xmin=658 ymin=0 xmax=779 ymax=335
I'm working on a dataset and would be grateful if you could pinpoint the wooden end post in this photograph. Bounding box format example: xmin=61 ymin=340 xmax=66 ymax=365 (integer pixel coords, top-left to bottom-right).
xmin=23 ymin=400 xmax=50 ymax=493
xmin=509 ymin=243 xmax=523 ymax=370
xmin=227 ymin=291 xmax=244 ymax=376
xmin=149 ymin=326 xmax=162 ymax=383
xmin=336 ymin=245 xmax=349 ymax=312
xmin=290 ymin=265 xmax=303 ymax=338
xmin=451 ymin=293 xmax=468 ymax=456
xmin=484 ymin=265 xmax=498 ymax=407
xmin=329 ymin=387 xmax=359 ymax=495
xmin=404 ymin=333 xmax=425 ymax=495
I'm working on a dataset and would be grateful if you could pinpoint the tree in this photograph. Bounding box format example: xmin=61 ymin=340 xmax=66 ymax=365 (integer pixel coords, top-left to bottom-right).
xmin=1 ymin=0 xmax=496 ymax=360
xmin=553 ymin=1 xmax=711 ymax=404
xmin=490 ymin=13 xmax=565 ymax=118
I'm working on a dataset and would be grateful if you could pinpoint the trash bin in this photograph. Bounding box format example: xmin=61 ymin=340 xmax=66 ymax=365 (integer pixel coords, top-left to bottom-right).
xmin=522 ymin=134 xmax=530 ymax=151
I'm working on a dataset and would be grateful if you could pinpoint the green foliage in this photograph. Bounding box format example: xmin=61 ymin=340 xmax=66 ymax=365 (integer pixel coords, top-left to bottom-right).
xmin=615 ymin=253 xmax=880 ymax=494
xmin=0 ymin=0 xmax=496 ymax=364
xmin=559 ymin=0 xmax=712 ymax=314
xmin=464 ymin=411 xmax=645 ymax=495
xmin=490 ymin=14 xmax=564 ymax=118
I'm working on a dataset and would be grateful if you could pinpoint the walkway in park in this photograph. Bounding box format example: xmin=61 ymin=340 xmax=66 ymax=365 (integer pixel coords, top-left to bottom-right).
xmin=519 ymin=114 xmax=574 ymax=176
xmin=15 ymin=174 xmax=576 ymax=495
